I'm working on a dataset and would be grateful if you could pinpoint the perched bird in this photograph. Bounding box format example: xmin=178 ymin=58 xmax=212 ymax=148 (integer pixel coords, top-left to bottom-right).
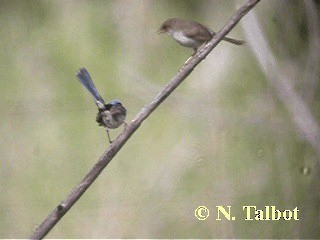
xmin=76 ymin=67 xmax=127 ymax=143
xmin=158 ymin=18 xmax=245 ymax=54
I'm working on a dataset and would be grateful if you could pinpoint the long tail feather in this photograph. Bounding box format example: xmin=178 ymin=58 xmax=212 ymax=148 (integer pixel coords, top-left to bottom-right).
xmin=222 ymin=36 xmax=245 ymax=45
xmin=76 ymin=67 xmax=105 ymax=109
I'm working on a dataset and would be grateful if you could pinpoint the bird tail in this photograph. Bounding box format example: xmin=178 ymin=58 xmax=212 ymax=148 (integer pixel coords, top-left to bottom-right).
xmin=208 ymin=29 xmax=245 ymax=46
xmin=222 ymin=36 xmax=245 ymax=45
xmin=76 ymin=67 xmax=105 ymax=109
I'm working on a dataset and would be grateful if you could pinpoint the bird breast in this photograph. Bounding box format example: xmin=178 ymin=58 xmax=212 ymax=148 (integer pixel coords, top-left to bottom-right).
xmin=170 ymin=31 xmax=201 ymax=48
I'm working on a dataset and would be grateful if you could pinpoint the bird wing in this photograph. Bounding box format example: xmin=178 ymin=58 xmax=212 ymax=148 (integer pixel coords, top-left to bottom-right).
xmin=183 ymin=21 xmax=212 ymax=42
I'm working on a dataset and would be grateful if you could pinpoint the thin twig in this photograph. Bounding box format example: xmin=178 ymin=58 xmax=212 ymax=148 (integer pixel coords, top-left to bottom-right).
xmin=30 ymin=0 xmax=260 ymax=238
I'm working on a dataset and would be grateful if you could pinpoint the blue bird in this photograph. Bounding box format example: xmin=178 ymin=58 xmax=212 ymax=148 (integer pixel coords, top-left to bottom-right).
xmin=76 ymin=67 xmax=127 ymax=143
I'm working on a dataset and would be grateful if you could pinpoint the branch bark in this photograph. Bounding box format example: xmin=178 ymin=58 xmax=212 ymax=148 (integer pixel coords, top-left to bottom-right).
xmin=30 ymin=0 xmax=260 ymax=238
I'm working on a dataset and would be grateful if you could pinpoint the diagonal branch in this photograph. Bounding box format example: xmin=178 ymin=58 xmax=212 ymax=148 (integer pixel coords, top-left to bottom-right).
xmin=30 ymin=0 xmax=260 ymax=238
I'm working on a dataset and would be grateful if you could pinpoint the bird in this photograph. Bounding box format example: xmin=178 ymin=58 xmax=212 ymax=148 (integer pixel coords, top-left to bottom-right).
xmin=158 ymin=18 xmax=245 ymax=55
xmin=76 ymin=67 xmax=127 ymax=143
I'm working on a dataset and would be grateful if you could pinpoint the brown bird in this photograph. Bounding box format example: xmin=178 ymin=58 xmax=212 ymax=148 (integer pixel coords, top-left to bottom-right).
xmin=158 ymin=18 xmax=245 ymax=54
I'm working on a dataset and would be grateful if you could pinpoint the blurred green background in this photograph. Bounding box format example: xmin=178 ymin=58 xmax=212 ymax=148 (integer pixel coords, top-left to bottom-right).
xmin=1 ymin=0 xmax=319 ymax=238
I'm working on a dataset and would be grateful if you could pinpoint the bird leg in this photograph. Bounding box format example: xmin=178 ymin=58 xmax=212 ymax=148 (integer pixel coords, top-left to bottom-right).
xmin=179 ymin=48 xmax=198 ymax=72
xmin=106 ymin=128 xmax=112 ymax=144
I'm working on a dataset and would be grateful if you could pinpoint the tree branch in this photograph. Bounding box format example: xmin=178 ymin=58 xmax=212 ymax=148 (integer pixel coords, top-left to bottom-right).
xmin=30 ymin=0 xmax=260 ymax=238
